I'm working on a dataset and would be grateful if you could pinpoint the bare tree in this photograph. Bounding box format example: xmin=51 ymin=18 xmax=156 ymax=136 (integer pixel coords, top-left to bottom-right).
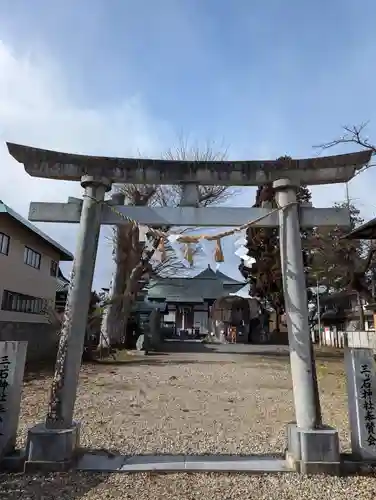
xmin=315 ymin=122 xmax=376 ymax=155
xmin=101 ymin=139 xmax=231 ymax=347
xmin=157 ymin=138 xmax=232 ymax=207
xmin=314 ymin=123 xmax=376 ymax=325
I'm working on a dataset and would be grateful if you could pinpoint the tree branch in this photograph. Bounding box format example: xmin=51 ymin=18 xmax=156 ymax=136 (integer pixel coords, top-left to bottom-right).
xmin=314 ymin=122 xmax=376 ymax=155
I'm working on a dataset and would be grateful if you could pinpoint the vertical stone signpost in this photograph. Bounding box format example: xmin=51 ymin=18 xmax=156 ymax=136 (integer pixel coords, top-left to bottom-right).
xmin=345 ymin=346 xmax=376 ymax=461
xmin=0 ymin=341 xmax=27 ymax=460
xmin=6 ymin=141 xmax=372 ymax=474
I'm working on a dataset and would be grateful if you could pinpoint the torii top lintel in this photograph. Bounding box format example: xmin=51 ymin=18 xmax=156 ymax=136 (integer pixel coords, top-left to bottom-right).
xmin=6 ymin=142 xmax=373 ymax=186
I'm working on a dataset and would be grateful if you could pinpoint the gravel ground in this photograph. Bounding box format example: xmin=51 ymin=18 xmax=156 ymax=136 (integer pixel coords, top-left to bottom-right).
xmin=2 ymin=348 xmax=375 ymax=499
xmin=0 ymin=471 xmax=376 ymax=500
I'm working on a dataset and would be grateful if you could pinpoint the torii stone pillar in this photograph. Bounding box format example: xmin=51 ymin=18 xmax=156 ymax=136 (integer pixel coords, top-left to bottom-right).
xmin=25 ymin=175 xmax=111 ymax=470
xmin=274 ymin=179 xmax=317 ymax=429
xmin=274 ymin=179 xmax=339 ymax=474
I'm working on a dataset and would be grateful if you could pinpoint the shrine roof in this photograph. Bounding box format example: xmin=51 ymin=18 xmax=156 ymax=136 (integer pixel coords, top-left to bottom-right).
xmin=147 ymin=266 xmax=244 ymax=302
xmin=6 ymin=142 xmax=373 ymax=186
xmin=56 ymin=268 xmax=70 ymax=292
xmin=343 ymin=217 xmax=376 ymax=240
xmin=193 ymin=266 xmax=244 ymax=285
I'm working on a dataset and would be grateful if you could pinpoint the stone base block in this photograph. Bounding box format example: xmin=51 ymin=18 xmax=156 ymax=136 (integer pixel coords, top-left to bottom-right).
xmin=0 ymin=450 xmax=25 ymax=472
xmin=24 ymin=421 xmax=80 ymax=473
xmin=340 ymin=451 xmax=376 ymax=475
xmin=286 ymin=422 xmax=341 ymax=475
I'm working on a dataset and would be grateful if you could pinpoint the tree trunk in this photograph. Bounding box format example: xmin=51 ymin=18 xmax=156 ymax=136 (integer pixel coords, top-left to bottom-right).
xmin=99 ymin=278 xmax=112 ymax=350
xmin=114 ymin=231 xmax=161 ymax=348
xmin=105 ymin=223 xmax=141 ymax=346
xmin=120 ymin=295 xmax=133 ymax=347
xmin=275 ymin=308 xmax=281 ymax=333
xmin=100 ymin=266 xmax=124 ymax=347
xmin=357 ymin=292 xmax=365 ymax=331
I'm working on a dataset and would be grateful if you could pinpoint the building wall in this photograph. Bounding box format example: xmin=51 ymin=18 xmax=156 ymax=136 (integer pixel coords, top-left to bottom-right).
xmin=193 ymin=310 xmax=209 ymax=333
xmin=171 ymin=303 xmax=209 ymax=332
xmin=321 ymin=293 xmax=374 ymax=331
xmin=0 ymin=215 xmax=61 ymax=323
xmin=0 ymin=320 xmax=58 ymax=363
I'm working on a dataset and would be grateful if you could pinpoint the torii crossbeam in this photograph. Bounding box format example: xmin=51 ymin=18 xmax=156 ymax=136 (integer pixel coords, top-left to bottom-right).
xmin=28 ymin=200 xmax=351 ymax=227
xmin=7 ymin=141 xmax=371 ymax=185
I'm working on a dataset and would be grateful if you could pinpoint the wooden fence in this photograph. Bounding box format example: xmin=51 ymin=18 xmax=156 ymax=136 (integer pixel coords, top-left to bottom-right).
xmin=313 ymin=328 xmax=376 ymax=351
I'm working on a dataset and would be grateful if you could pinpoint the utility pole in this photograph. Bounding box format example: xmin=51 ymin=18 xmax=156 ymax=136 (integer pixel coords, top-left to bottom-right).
xmin=316 ymin=278 xmax=321 ymax=342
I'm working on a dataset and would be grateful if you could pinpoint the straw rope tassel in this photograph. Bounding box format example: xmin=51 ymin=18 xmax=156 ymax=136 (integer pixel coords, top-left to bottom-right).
xmin=157 ymin=237 xmax=167 ymax=261
xmin=214 ymin=238 xmax=224 ymax=262
xmin=184 ymin=244 xmax=194 ymax=266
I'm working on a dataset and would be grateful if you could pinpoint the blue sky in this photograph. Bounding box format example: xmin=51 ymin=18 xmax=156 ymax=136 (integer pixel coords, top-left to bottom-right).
xmin=1 ymin=0 xmax=376 ymax=289
xmin=3 ymin=0 xmax=376 ymax=154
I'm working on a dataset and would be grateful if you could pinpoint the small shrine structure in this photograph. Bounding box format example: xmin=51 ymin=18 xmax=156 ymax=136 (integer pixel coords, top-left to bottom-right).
xmin=147 ymin=265 xmax=244 ymax=335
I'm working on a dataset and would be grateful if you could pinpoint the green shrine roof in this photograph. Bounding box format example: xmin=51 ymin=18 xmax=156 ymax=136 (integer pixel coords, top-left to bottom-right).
xmin=147 ymin=266 xmax=245 ymax=303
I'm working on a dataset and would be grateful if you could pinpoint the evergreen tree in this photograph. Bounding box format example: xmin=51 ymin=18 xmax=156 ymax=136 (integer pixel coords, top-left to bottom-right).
xmin=240 ymin=175 xmax=373 ymax=331
xmin=239 ymin=156 xmax=313 ymax=327
xmin=308 ymin=202 xmax=367 ymax=293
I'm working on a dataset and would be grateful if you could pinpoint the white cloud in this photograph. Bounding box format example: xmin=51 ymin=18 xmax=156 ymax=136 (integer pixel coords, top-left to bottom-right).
xmin=0 ymin=39 xmax=255 ymax=289
xmin=0 ymin=40 xmax=170 ymax=288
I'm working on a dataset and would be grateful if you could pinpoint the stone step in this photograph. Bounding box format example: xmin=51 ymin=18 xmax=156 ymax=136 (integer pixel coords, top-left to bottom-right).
xmin=76 ymin=453 xmax=292 ymax=473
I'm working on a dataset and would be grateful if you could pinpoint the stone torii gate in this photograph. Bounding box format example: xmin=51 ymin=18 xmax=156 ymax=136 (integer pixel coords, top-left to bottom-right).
xmin=6 ymin=142 xmax=372 ymax=474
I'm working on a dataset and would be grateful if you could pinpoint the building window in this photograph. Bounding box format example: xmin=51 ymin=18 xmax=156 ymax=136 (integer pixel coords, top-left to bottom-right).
xmin=24 ymin=246 xmax=41 ymax=269
xmin=0 ymin=232 xmax=10 ymax=255
xmin=1 ymin=290 xmax=45 ymax=314
xmin=50 ymin=260 xmax=58 ymax=277
xmin=55 ymin=291 xmax=67 ymax=312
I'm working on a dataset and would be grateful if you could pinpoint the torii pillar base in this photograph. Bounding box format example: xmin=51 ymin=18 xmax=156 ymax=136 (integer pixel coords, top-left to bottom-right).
xmin=24 ymin=422 xmax=81 ymax=473
xmin=286 ymin=423 xmax=341 ymax=474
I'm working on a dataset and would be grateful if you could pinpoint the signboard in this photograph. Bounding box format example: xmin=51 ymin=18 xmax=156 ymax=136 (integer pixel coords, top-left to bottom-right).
xmin=344 ymin=347 xmax=376 ymax=459
xmin=0 ymin=342 xmax=27 ymax=458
